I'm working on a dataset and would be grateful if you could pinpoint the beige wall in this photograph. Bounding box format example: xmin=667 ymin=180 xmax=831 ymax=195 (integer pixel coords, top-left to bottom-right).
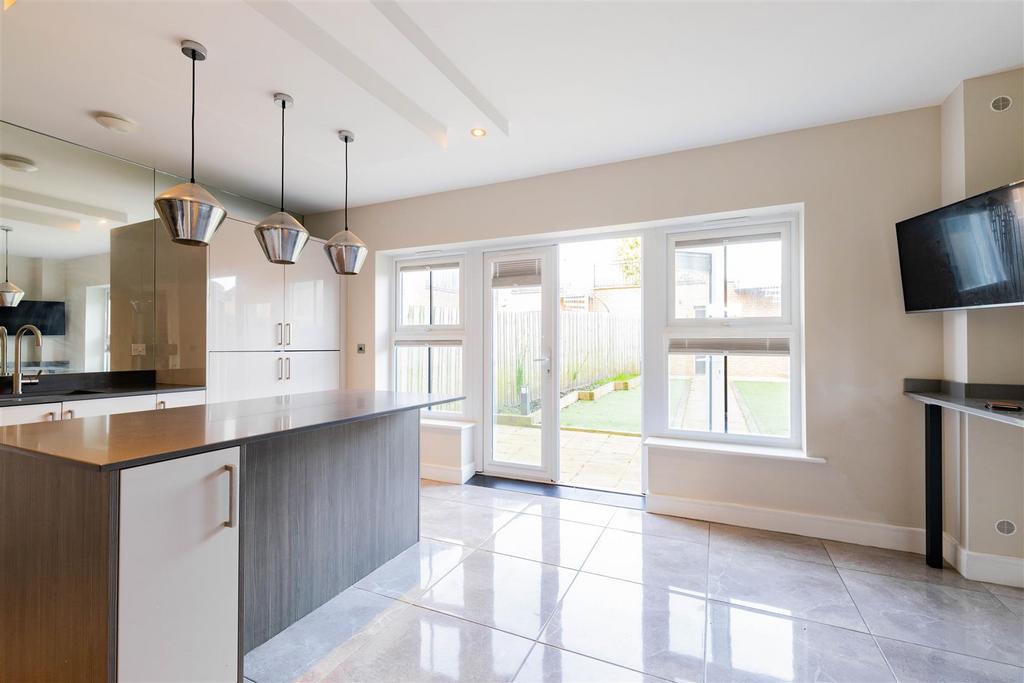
xmin=309 ymin=106 xmax=947 ymax=531
xmin=939 ymin=68 xmax=1024 ymax=560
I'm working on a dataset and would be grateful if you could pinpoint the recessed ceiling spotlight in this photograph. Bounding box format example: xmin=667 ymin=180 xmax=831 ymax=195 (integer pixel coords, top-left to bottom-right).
xmin=470 ymin=127 xmax=487 ymax=138
xmin=94 ymin=112 xmax=138 ymax=134
xmin=0 ymin=154 xmax=37 ymax=172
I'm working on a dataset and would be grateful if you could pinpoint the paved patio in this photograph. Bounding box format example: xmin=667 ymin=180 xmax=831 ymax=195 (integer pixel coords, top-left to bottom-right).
xmin=494 ymin=424 xmax=641 ymax=494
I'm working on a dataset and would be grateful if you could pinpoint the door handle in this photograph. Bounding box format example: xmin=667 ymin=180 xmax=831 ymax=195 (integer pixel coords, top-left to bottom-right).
xmin=533 ymin=356 xmax=552 ymax=374
xmin=285 ymin=356 xmax=291 ymax=380
xmin=285 ymin=322 xmax=292 ymax=346
xmin=224 ymin=464 xmax=239 ymax=528
xmin=277 ymin=356 xmax=284 ymax=380
xmin=276 ymin=322 xmax=283 ymax=346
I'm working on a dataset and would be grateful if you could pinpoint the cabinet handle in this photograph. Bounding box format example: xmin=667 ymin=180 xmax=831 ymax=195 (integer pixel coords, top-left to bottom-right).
xmin=276 ymin=322 xmax=283 ymax=346
xmin=224 ymin=464 xmax=239 ymax=529
xmin=45 ymin=411 xmax=55 ymax=421
xmin=277 ymin=357 xmax=284 ymax=380
xmin=157 ymin=400 xmax=167 ymax=410
xmin=63 ymin=409 xmax=74 ymax=419
xmin=285 ymin=322 xmax=292 ymax=346
xmin=285 ymin=357 xmax=291 ymax=380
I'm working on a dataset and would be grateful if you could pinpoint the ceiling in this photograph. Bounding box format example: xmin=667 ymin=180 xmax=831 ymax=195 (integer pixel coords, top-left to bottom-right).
xmin=1 ymin=1 xmax=1021 ymax=215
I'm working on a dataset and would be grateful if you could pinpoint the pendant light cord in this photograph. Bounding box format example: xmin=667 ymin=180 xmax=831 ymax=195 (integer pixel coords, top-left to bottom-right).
xmin=190 ymin=53 xmax=196 ymax=184
xmin=3 ymin=231 xmax=8 ymax=282
xmin=280 ymin=100 xmax=286 ymax=212
xmin=344 ymin=138 xmax=349 ymax=231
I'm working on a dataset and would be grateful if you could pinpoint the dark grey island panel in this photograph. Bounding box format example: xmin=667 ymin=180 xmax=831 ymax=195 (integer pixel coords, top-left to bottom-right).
xmin=242 ymin=410 xmax=421 ymax=651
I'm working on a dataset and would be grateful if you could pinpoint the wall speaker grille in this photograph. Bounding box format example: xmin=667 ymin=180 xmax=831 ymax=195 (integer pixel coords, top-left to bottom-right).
xmin=995 ymin=519 xmax=1016 ymax=536
xmin=991 ymin=96 xmax=1012 ymax=112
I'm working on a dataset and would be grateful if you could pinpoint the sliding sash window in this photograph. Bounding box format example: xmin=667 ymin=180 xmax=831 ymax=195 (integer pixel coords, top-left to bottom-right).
xmin=666 ymin=216 xmax=801 ymax=447
xmin=394 ymin=256 xmax=466 ymax=415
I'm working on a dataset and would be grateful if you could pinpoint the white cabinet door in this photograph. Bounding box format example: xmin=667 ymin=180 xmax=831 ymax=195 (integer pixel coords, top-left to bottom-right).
xmin=208 ymin=218 xmax=285 ymax=352
xmin=284 ymin=351 xmax=341 ymax=395
xmin=207 ymin=351 xmax=285 ymax=403
xmin=155 ymin=389 xmax=207 ymax=409
xmin=62 ymin=394 xmax=156 ymax=420
xmin=0 ymin=401 xmax=62 ymax=425
xmin=284 ymin=238 xmax=341 ymax=351
xmin=118 ymin=447 xmax=239 ymax=683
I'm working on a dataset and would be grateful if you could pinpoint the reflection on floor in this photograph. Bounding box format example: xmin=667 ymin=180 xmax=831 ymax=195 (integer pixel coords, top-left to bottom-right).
xmin=244 ymin=481 xmax=1024 ymax=683
xmin=495 ymin=424 xmax=641 ymax=494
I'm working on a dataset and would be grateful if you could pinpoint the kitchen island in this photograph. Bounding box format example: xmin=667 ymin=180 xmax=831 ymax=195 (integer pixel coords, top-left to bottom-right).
xmin=0 ymin=390 xmax=458 ymax=683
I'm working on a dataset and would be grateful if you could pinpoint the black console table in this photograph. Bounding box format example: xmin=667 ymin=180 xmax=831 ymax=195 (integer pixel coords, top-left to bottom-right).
xmin=904 ymin=379 xmax=1024 ymax=568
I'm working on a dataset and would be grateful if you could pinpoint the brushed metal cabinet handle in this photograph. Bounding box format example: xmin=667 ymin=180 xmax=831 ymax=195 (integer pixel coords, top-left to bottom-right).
xmin=277 ymin=356 xmax=284 ymax=380
xmin=224 ymin=464 xmax=239 ymax=528
xmin=285 ymin=322 xmax=292 ymax=346
xmin=157 ymin=400 xmax=167 ymax=410
xmin=285 ymin=356 xmax=291 ymax=380
xmin=45 ymin=411 xmax=55 ymax=421
xmin=63 ymin=409 xmax=74 ymax=419
xmin=276 ymin=322 xmax=283 ymax=346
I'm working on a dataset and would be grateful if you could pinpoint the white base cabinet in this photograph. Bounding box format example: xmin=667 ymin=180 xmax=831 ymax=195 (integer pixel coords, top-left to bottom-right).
xmin=61 ymin=394 xmax=157 ymax=420
xmin=0 ymin=401 xmax=62 ymax=425
xmin=156 ymin=389 xmax=207 ymax=409
xmin=118 ymin=447 xmax=240 ymax=683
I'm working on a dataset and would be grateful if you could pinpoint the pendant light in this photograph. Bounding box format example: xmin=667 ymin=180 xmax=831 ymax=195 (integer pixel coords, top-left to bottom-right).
xmin=324 ymin=130 xmax=368 ymax=275
xmin=254 ymin=93 xmax=309 ymax=265
xmin=0 ymin=227 xmax=24 ymax=307
xmin=154 ymin=40 xmax=227 ymax=246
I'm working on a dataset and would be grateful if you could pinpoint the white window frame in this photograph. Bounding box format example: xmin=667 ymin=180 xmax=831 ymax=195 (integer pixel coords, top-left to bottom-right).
xmin=393 ymin=255 xmax=467 ymax=417
xmin=395 ymin=256 xmax=466 ymax=334
xmin=663 ymin=214 xmax=803 ymax=448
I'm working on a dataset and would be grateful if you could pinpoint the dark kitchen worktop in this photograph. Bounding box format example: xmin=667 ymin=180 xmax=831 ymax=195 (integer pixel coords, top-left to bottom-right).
xmin=0 ymin=390 xmax=460 ymax=471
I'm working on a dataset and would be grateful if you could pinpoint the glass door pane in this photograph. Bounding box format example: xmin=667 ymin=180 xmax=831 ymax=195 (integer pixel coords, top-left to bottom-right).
xmin=484 ymin=247 xmax=557 ymax=481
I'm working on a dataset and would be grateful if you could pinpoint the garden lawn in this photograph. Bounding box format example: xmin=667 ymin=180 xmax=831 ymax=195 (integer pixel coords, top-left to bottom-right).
xmin=731 ymin=380 xmax=789 ymax=436
xmin=560 ymin=388 xmax=641 ymax=434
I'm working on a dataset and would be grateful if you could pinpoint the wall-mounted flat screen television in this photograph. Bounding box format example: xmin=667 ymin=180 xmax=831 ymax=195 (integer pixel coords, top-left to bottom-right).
xmin=0 ymin=301 xmax=67 ymax=335
xmin=896 ymin=180 xmax=1024 ymax=312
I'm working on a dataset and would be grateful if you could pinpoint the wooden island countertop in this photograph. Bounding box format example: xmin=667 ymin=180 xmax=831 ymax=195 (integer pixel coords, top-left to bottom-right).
xmin=0 ymin=390 xmax=460 ymax=470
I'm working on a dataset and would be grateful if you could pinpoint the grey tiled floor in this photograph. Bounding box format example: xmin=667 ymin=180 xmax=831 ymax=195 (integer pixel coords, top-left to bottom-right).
xmin=244 ymin=481 xmax=1024 ymax=682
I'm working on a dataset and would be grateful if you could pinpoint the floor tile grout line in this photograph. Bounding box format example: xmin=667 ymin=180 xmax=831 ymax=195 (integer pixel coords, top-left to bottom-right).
xmin=509 ymin=640 xmax=539 ymax=682
xmin=831 ymin=550 xmax=897 ymax=680
xmin=526 ymin=639 xmax=677 ymax=682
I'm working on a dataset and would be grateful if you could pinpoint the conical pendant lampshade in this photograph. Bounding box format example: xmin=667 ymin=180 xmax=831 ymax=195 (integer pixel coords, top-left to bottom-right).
xmin=325 ymin=130 xmax=368 ymax=275
xmin=154 ymin=40 xmax=227 ymax=246
xmin=0 ymin=227 xmax=24 ymax=307
xmin=255 ymin=93 xmax=309 ymax=265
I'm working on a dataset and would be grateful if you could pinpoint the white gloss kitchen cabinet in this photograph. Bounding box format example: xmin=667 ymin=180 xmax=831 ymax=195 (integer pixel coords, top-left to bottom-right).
xmin=118 ymin=446 xmax=239 ymax=682
xmin=0 ymin=390 xmax=207 ymax=426
xmin=206 ymin=351 xmax=340 ymax=403
xmin=208 ymin=217 xmax=342 ymax=353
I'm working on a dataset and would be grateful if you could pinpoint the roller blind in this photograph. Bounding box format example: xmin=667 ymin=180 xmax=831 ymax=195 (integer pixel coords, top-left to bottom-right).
xmin=399 ymin=262 xmax=460 ymax=273
xmin=393 ymin=339 xmax=463 ymax=348
xmin=491 ymin=258 xmax=542 ymax=288
xmin=668 ymin=337 xmax=790 ymax=356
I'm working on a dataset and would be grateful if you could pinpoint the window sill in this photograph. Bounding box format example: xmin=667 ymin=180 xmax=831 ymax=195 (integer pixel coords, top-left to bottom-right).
xmin=643 ymin=436 xmax=825 ymax=464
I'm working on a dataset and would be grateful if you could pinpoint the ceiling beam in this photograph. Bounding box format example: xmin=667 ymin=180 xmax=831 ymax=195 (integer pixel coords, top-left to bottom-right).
xmin=246 ymin=0 xmax=448 ymax=147
xmin=372 ymin=0 xmax=510 ymax=137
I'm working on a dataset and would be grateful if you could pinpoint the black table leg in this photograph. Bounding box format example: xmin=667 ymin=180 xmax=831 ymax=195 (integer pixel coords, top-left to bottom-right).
xmin=925 ymin=403 xmax=943 ymax=568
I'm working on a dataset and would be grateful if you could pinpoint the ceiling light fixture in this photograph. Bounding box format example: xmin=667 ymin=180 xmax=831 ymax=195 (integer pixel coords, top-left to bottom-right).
xmin=0 ymin=154 xmax=37 ymax=172
xmin=254 ymin=93 xmax=309 ymax=265
xmin=94 ymin=112 xmax=138 ymax=134
xmin=0 ymin=227 xmax=24 ymax=307
xmin=470 ymin=127 xmax=487 ymax=138
xmin=324 ymin=130 xmax=368 ymax=276
xmin=154 ymin=39 xmax=227 ymax=247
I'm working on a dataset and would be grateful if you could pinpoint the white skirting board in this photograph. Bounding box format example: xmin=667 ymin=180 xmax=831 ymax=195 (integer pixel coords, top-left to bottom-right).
xmin=421 ymin=461 xmax=476 ymax=485
xmin=647 ymin=493 xmax=1024 ymax=588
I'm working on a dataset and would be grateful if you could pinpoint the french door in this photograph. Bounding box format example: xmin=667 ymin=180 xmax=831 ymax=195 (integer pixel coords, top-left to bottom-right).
xmin=483 ymin=246 xmax=559 ymax=482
